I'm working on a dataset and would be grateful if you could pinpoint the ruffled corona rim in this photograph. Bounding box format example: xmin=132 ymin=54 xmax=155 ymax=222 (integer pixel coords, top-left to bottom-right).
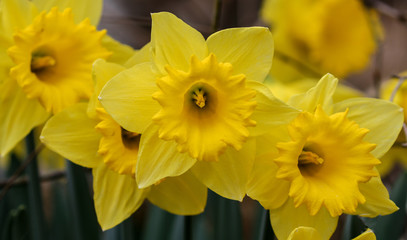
xmin=96 ymin=108 xmax=139 ymax=176
xmin=275 ymin=106 xmax=380 ymax=217
xmin=7 ymin=7 xmax=110 ymax=114
xmin=152 ymin=54 xmax=257 ymax=161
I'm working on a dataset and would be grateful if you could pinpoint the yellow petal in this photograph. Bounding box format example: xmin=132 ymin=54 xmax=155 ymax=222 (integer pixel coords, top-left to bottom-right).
xmin=354 ymin=171 xmax=398 ymax=218
xmin=136 ymin=124 xmax=197 ymax=188
xmin=93 ymin=163 xmax=149 ymax=230
xmin=40 ymin=103 xmax=101 ymax=168
xmin=148 ymin=171 xmax=207 ymax=215
xmin=246 ymin=144 xmax=290 ymax=210
xmin=101 ymin=35 xmax=136 ymax=65
xmin=191 ymin=138 xmax=256 ymax=201
xmin=99 ymin=62 xmax=160 ymax=133
xmin=333 ymin=98 xmax=404 ymax=158
xmin=124 ymin=42 xmax=152 ymax=68
xmin=288 ymin=73 xmax=338 ymax=113
xmin=151 ymin=12 xmax=207 ymax=73
xmin=1 ymin=0 xmax=38 ymax=38
xmin=270 ymin=198 xmax=338 ymax=240
xmin=87 ymin=59 xmax=126 ymax=119
xmin=248 ymin=81 xmax=300 ymax=136
xmin=0 ymin=79 xmax=49 ymax=157
xmin=353 ymin=229 xmax=376 ymax=240
xmin=206 ymin=27 xmax=274 ymax=83
xmin=32 ymin=0 xmax=102 ymax=25
xmin=287 ymin=227 xmax=322 ymax=240
xmin=377 ymin=147 xmax=401 ymax=176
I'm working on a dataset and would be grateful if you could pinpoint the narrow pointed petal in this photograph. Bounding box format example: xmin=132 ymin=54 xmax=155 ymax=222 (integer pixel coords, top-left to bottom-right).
xmin=246 ymin=150 xmax=290 ymax=210
xmin=191 ymin=139 xmax=256 ymax=201
xmin=124 ymin=42 xmax=152 ymax=68
xmin=32 ymin=0 xmax=102 ymax=25
xmin=248 ymin=81 xmax=299 ymax=136
xmin=353 ymin=229 xmax=376 ymax=240
xmin=207 ymin=27 xmax=274 ymax=82
xmin=288 ymin=73 xmax=338 ymax=113
xmin=333 ymin=98 xmax=403 ymax=158
xmin=1 ymin=0 xmax=37 ymax=38
xmin=102 ymin=35 xmax=136 ymax=65
xmin=99 ymin=62 xmax=160 ymax=133
xmin=148 ymin=171 xmax=207 ymax=215
xmin=0 ymin=80 xmax=49 ymax=157
xmin=93 ymin=164 xmax=149 ymax=230
xmin=270 ymin=198 xmax=338 ymax=240
xmin=40 ymin=103 xmax=101 ymax=168
xmin=87 ymin=59 xmax=125 ymax=119
xmin=151 ymin=12 xmax=207 ymax=73
xmin=354 ymin=173 xmax=398 ymax=218
xmin=136 ymin=124 xmax=197 ymax=188
xmin=287 ymin=227 xmax=322 ymax=240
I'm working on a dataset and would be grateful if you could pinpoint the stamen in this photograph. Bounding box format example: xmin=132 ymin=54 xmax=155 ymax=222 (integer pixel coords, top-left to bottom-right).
xmin=31 ymin=55 xmax=56 ymax=71
xmin=121 ymin=127 xmax=140 ymax=150
xmin=192 ymin=89 xmax=206 ymax=108
xmin=298 ymin=151 xmax=324 ymax=165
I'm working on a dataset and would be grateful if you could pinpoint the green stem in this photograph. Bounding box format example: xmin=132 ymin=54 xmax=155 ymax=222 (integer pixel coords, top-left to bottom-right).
xmin=257 ymin=208 xmax=274 ymax=240
xmin=212 ymin=0 xmax=223 ymax=32
xmin=66 ymin=161 xmax=100 ymax=240
xmin=25 ymin=131 xmax=47 ymax=240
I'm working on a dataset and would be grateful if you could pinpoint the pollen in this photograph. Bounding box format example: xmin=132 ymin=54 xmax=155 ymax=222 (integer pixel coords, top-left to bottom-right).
xmin=192 ymin=89 xmax=206 ymax=108
xmin=31 ymin=55 xmax=56 ymax=72
xmin=298 ymin=151 xmax=324 ymax=165
xmin=275 ymin=106 xmax=379 ymax=217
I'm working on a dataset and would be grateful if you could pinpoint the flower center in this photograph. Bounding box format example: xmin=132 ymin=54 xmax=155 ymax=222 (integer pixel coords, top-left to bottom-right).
xmin=121 ymin=127 xmax=141 ymax=150
xmin=8 ymin=7 xmax=110 ymax=114
xmin=152 ymin=54 xmax=256 ymax=161
xmin=96 ymin=108 xmax=139 ymax=176
xmin=31 ymin=54 xmax=56 ymax=73
xmin=275 ymin=106 xmax=379 ymax=217
xmin=192 ymin=88 xmax=206 ymax=108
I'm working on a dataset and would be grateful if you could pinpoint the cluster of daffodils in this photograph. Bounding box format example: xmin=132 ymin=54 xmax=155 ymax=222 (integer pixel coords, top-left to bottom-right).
xmin=0 ymin=0 xmax=404 ymax=239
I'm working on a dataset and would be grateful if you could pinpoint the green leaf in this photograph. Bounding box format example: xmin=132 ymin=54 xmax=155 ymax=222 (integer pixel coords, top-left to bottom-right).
xmin=66 ymin=161 xmax=101 ymax=240
xmin=342 ymin=215 xmax=366 ymax=240
xmin=25 ymin=131 xmax=47 ymax=240
xmin=1 ymin=205 xmax=29 ymax=240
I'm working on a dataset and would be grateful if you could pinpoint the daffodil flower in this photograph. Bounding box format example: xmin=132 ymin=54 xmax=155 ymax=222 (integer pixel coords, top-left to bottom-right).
xmin=0 ymin=0 xmax=134 ymax=157
xmin=287 ymin=227 xmax=376 ymax=240
xmin=262 ymin=0 xmax=381 ymax=80
xmin=247 ymin=74 xmax=403 ymax=240
xmin=99 ymin=12 xmax=298 ymax=200
xmin=378 ymin=73 xmax=407 ymax=176
xmin=41 ymin=54 xmax=207 ymax=230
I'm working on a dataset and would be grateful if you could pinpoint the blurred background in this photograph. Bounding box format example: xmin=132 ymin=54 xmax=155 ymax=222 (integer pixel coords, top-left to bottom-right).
xmin=2 ymin=0 xmax=407 ymax=239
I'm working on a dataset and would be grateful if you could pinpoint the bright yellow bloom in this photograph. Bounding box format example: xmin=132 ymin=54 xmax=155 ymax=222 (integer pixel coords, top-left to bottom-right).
xmin=99 ymin=12 xmax=298 ymax=200
xmin=378 ymin=72 xmax=407 ymax=176
xmin=262 ymin=0 xmax=381 ymax=81
xmin=41 ymin=56 xmax=207 ymax=230
xmin=0 ymin=0 xmax=135 ymax=158
xmin=247 ymin=74 xmax=403 ymax=240
xmin=288 ymin=227 xmax=376 ymax=240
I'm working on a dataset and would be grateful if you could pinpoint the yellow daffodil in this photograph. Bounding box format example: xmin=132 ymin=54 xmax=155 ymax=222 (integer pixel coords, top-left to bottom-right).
xmin=40 ymin=54 xmax=207 ymax=230
xmin=99 ymin=12 xmax=298 ymax=201
xmin=262 ymin=0 xmax=381 ymax=81
xmin=378 ymin=73 xmax=407 ymax=176
xmin=265 ymin=77 xmax=363 ymax=103
xmin=288 ymin=227 xmax=376 ymax=240
xmin=0 ymin=0 xmax=135 ymax=158
xmin=247 ymin=74 xmax=403 ymax=240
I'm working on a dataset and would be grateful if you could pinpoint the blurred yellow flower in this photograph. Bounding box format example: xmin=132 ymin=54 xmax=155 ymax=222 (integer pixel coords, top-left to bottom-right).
xmin=287 ymin=227 xmax=376 ymax=240
xmin=41 ymin=56 xmax=207 ymax=230
xmin=0 ymin=0 xmax=134 ymax=158
xmin=262 ymin=0 xmax=381 ymax=81
xmin=247 ymin=74 xmax=403 ymax=240
xmin=99 ymin=12 xmax=298 ymax=200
